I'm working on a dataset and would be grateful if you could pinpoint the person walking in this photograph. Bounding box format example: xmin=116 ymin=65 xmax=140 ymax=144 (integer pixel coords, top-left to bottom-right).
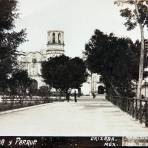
xmin=92 ymin=92 xmax=96 ymax=99
xmin=74 ymin=90 xmax=77 ymax=102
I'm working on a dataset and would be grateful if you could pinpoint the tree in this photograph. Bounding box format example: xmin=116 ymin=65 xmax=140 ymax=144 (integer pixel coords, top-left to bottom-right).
xmin=68 ymin=57 xmax=88 ymax=90
xmin=0 ymin=0 xmax=26 ymax=93
xmin=41 ymin=55 xmax=70 ymax=97
xmin=38 ymin=86 xmax=51 ymax=103
xmin=41 ymin=55 xmax=87 ymax=101
xmin=114 ymin=0 xmax=148 ymax=98
xmin=84 ymin=29 xmax=140 ymax=97
xmin=29 ymin=79 xmax=38 ymax=95
xmin=9 ymin=69 xmax=32 ymax=95
xmin=8 ymin=69 xmax=32 ymax=105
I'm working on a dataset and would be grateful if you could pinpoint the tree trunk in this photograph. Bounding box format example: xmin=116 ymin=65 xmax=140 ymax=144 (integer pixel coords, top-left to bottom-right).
xmin=74 ymin=90 xmax=77 ymax=102
xmin=133 ymin=0 xmax=145 ymax=99
xmin=78 ymin=88 xmax=81 ymax=97
xmin=59 ymin=90 xmax=62 ymax=101
xmin=56 ymin=89 xmax=58 ymax=100
xmin=65 ymin=90 xmax=70 ymax=102
xmin=106 ymin=76 xmax=121 ymax=97
xmin=136 ymin=24 xmax=145 ymax=99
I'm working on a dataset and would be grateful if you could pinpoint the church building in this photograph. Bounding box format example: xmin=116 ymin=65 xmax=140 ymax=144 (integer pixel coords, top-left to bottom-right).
xmin=18 ymin=30 xmax=104 ymax=95
xmin=18 ymin=30 xmax=64 ymax=88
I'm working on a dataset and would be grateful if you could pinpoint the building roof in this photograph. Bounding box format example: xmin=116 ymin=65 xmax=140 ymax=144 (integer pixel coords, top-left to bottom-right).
xmin=47 ymin=30 xmax=64 ymax=33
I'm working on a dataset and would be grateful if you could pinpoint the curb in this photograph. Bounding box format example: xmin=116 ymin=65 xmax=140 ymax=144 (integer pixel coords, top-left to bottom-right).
xmin=0 ymin=103 xmax=50 ymax=115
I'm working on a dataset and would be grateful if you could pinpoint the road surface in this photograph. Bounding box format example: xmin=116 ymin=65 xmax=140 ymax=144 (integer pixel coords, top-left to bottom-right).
xmin=0 ymin=95 xmax=148 ymax=136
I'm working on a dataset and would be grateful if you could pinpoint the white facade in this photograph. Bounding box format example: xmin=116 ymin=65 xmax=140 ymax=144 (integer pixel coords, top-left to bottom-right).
xmin=46 ymin=30 xmax=64 ymax=58
xmin=81 ymin=52 xmax=105 ymax=95
xmin=18 ymin=30 xmax=65 ymax=88
xmin=81 ymin=73 xmax=105 ymax=95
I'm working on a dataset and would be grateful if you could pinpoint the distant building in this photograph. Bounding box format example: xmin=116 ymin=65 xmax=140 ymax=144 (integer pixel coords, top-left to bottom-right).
xmin=18 ymin=30 xmax=104 ymax=95
xmin=18 ymin=30 xmax=65 ymax=88
xmin=81 ymin=53 xmax=105 ymax=95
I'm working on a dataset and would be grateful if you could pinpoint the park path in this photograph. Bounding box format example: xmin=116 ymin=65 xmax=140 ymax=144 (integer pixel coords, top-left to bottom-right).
xmin=0 ymin=95 xmax=148 ymax=136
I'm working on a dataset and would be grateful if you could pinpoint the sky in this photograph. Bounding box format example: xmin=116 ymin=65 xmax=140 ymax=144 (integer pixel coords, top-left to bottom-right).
xmin=15 ymin=0 xmax=147 ymax=58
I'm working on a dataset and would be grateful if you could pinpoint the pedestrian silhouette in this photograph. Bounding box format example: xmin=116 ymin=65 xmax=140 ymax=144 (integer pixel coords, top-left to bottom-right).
xmin=92 ymin=92 xmax=96 ymax=99
xmin=74 ymin=90 xmax=77 ymax=102
xmin=66 ymin=92 xmax=70 ymax=102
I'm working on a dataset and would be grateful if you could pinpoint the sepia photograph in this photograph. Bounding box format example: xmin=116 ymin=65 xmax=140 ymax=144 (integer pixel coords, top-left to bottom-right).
xmin=0 ymin=0 xmax=148 ymax=147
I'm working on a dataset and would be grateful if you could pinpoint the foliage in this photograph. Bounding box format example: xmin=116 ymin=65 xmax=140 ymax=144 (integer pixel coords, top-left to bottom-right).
xmin=0 ymin=0 xmax=26 ymax=92
xmin=84 ymin=29 xmax=140 ymax=97
xmin=68 ymin=57 xmax=88 ymax=89
xmin=9 ymin=70 xmax=32 ymax=95
xmin=29 ymin=79 xmax=38 ymax=95
xmin=38 ymin=86 xmax=50 ymax=97
xmin=41 ymin=55 xmax=87 ymax=97
xmin=42 ymin=55 xmax=70 ymax=92
xmin=114 ymin=0 xmax=148 ymax=98
xmin=115 ymin=0 xmax=148 ymax=30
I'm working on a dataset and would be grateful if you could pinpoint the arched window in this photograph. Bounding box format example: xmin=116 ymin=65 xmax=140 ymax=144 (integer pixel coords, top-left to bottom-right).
xmin=58 ymin=33 xmax=61 ymax=44
xmin=52 ymin=32 xmax=55 ymax=43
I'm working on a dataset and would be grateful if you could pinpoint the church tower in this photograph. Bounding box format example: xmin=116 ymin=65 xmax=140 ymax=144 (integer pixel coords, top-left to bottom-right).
xmin=46 ymin=30 xmax=65 ymax=59
xmin=18 ymin=30 xmax=65 ymax=88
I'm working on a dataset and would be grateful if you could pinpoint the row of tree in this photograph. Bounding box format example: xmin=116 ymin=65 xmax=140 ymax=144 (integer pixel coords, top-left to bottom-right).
xmin=84 ymin=0 xmax=148 ymax=99
xmin=84 ymin=29 xmax=148 ymax=98
xmin=0 ymin=0 xmax=88 ymax=101
xmin=0 ymin=0 xmax=147 ymax=101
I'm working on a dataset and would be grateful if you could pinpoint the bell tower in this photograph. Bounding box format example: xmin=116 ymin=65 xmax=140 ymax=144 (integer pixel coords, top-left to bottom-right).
xmin=46 ymin=30 xmax=65 ymax=58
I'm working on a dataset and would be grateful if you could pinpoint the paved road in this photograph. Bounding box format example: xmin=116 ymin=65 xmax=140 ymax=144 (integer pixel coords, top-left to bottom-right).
xmin=0 ymin=95 xmax=148 ymax=136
